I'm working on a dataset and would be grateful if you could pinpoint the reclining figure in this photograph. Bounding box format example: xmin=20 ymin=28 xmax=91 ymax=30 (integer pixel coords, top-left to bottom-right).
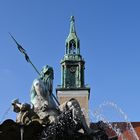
xmin=12 ymin=99 xmax=40 ymax=124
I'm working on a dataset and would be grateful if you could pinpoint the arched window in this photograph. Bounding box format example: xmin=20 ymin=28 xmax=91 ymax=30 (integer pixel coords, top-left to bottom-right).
xmin=70 ymin=41 xmax=76 ymax=54
xmin=65 ymin=42 xmax=68 ymax=54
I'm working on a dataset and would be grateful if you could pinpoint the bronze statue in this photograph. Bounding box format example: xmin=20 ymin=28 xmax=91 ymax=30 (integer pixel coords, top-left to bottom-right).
xmin=30 ymin=78 xmax=59 ymax=123
xmin=12 ymin=99 xmax=39 ymax=125
xmin=9 ymin=31 xmax=112 ymax=139
xmin=12 ymin=65 xmax=91 ymax=136
xmin=30 ymin=65 xmax=91 ymax=134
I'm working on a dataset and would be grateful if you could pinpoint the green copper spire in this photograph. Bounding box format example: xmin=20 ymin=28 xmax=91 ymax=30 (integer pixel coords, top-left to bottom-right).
xmin=60 ymin=16 xmax=85 ymax=88
xmin=65 ymin=16 xmax=80 ymax=55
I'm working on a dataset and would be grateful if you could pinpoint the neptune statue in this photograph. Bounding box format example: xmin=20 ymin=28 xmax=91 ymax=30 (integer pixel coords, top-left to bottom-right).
xmin=12 ymin=65 xmax=92 ymax=137
xmin=30 ymin=65 xmax=60 ymax=123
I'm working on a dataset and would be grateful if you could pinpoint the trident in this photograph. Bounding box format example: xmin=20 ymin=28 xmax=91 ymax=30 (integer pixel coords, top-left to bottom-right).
xmin=9 ymin=33 xmax=60 ymax=106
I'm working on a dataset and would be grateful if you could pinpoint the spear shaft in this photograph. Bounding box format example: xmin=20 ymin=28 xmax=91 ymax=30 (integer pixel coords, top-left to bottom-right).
xmin=28 ymin=59 xmax=40 ymax=76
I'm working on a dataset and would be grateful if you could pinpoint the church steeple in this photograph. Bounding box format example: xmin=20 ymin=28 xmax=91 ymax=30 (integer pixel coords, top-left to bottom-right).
xmin=60 ymin=16 xmax=85 ymax=88
xmin=56 ymin=17 xmax=90 ymax=124
xmin=65 ymin=16 xmax=80 ymax=55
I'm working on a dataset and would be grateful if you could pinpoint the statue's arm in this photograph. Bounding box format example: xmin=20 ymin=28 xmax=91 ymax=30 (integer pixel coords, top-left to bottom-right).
xmin=47 ymin=78 xmax=53 ymax=95
xmin=30 ymin=91 xmax=36 ymax=104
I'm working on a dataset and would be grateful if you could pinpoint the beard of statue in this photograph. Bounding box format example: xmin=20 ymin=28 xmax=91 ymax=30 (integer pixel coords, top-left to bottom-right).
xmin=32 ymin=79 xmax=49 ymax=109
xmin=32 ymin=79 xmax=58 ymax=120
xmin=34 ymin=80 xmax=44 ymax=96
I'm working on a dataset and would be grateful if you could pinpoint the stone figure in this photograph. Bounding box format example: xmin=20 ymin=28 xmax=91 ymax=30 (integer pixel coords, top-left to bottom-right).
xmin=12 ymin=99 xmax=39 ymax=125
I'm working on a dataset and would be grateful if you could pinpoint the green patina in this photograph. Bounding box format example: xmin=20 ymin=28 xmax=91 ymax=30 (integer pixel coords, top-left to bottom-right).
xmin=61 ymin=16 xmax=85 ymax=88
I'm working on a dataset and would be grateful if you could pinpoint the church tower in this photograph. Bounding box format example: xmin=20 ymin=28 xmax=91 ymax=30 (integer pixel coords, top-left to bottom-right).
xmin=56 ymin=16 xmax=90 ymax=122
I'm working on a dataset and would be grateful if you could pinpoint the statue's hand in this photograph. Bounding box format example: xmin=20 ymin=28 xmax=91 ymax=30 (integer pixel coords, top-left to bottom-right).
xmin=12 ymin=98 xmax=19 ymax=105
xmin=44 ymin=101 xmax=49 ymax=106
xmin=11 ymin=99 xmax=21 ymax=113
xmin=41 ymin=103 xmax=49 ymax=112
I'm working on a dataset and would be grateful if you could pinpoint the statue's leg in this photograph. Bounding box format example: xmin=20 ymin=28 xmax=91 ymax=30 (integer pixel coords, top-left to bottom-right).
xmin=65 ymin=98 xmax=91 ymax=134
xmin=58 ymin=101 xmax=67 ymax=112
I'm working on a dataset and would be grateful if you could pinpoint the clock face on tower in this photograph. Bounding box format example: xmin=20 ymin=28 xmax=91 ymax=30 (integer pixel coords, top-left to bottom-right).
xmin=70 ymin=66 xmax=76 ymax=73
xmin=66 ymin=66 xmax=76 ymax=88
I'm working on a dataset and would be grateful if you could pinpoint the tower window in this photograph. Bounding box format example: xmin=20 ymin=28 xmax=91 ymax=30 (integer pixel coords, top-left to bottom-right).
xmin=70 ymin=41 xmax=76 ymax=54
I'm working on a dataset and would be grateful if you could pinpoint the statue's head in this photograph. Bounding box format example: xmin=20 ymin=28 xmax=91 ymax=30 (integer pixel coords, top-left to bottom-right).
xmin=40 ymin=65 xmax=54 ymax=80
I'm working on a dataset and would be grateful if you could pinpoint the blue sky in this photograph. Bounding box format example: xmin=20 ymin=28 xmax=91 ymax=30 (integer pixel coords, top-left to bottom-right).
xmin=0 ymin=0 xmax=140 ymax=122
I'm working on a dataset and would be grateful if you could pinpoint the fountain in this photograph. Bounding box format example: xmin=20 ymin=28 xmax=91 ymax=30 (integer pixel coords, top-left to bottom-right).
xmin=0 ymin=66 xmax=117 ymax=140
xmin=89 ymin=101 xmax=139 ymax=140
xmin=0 ymin=16 xmax=136 ymax=139
xmin=0 ymin=105 xmax=11 ymax=124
